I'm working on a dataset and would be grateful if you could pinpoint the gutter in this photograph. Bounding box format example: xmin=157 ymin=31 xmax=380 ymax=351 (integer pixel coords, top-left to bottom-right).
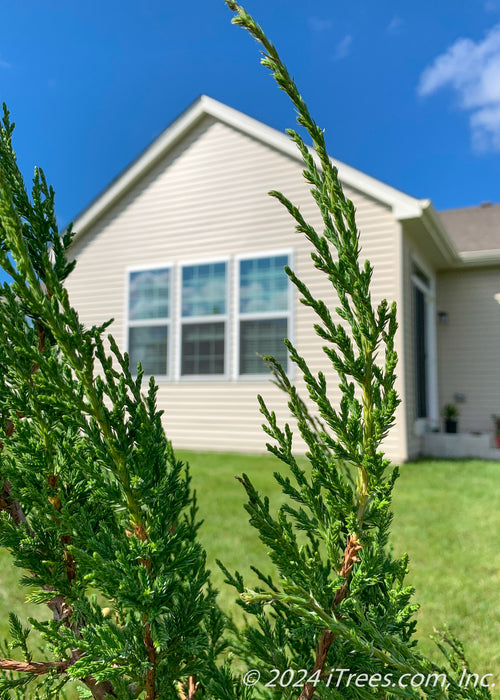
xmin=459 ymin=248 xmax=500 ymax=267
xmin=414 ymin=203 xmax=500 ymax=269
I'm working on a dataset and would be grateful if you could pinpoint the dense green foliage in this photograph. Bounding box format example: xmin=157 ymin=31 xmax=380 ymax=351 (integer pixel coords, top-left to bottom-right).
xmin=0 ymin=2 xmax=495 ymax=699
xmin=0 ymin=455 xmax=498 ymax=698
xmin=0 ymin=108 xmax=243 ymax=699
xmin=219 ymin=3 xmax=494 ymax=700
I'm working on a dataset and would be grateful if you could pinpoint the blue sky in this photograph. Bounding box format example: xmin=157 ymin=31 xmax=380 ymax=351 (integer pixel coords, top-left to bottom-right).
xmin=1 ymin=0 xmax=499 ymax=250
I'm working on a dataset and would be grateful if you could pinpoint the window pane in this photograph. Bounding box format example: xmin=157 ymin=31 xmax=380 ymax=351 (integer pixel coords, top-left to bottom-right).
xmin=239 ymin=318 xmax=288 ymax=375
xmin=129 ymin=269 xmax=170 ymax=320
xmin=129 ymin=326 xmax=168 ymax=376
xmin=240 ymin=255 xmax=288 ymax=313
xmin=181 ymin=322 xmax=225 ymax=375
xmin=182 ymin=262 xmax=226 ymax=317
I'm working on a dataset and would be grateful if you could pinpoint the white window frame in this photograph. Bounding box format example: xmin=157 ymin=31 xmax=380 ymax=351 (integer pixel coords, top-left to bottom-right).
xmin=411 ymin=255 xmax=438 ymax=428
xmin=125 ymin=262 xmax=173 ymax=380
xmin=234 ymin=249 xmax=294 ymax=380
xmin=176 ymin=256 xmax=230 ymax=381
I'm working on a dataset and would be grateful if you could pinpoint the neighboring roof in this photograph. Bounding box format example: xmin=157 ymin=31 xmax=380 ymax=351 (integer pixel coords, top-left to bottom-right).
xmin=439 ymin=203 xmax=500 ymax=263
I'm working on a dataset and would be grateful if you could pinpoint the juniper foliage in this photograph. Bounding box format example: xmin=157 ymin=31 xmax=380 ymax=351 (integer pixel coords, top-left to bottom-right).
xmin=0 ymin=106 xmax=245 ymax=700
xmin=0 ymin=5 xmax=493 ymax=700
xmin=221 ymin=4 xmax=491 ymax=700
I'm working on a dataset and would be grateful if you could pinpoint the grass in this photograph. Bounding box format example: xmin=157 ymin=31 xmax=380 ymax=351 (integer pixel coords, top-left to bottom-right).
xmin=0 ymin=453 xmax=498 ymax=694
xmin=388 ymin=458 xmax=500 ymax=674
xmin=180 ymin=452 xmax=500 ymax=687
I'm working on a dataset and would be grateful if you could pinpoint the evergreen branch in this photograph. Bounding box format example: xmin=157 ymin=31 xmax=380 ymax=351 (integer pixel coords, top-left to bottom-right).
xmin=0 ymin=477 xmax=113 ymax=699
xmin=1 ymin=104 xmax=223 ymax=700
xmin=0 ymin=198 xmax=111 ymax=697
xmin=225 ymin=3 xmax=332 ymax=176
xmin=1 ymin=149 xmax=154 ymax=698
xmin=225 ymin=1 xmax=398 ymax=493
xmin=297 ymin=533 xmax=363 ymax=700
xmin=0 ymin=657 xmax=69 ymax=675
xmin=243 ymin=587 xmax=452 ymax=699
xmin=220 ymin=6 xmax=484 ymax=700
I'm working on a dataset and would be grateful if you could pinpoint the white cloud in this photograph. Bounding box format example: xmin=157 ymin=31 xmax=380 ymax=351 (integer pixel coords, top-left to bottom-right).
xmin=333 ymin=34 xmax=352 ymax=61
xmin=418 ymin=24 xmax=500 ymax=151
xmin=308 ymin=17 xmax=333 ymax=33
xmin=471 ymin=104 xmax=500 ymax=149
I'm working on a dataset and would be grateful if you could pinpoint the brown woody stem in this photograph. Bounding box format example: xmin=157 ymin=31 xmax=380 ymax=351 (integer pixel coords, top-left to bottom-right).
xmin=133 ymin=523 xmax=157 ymax=700
xmin=178 ymin=675 xmax=198 ymax=700
xmin=82 ymin=676 xmax=117 ymax=700
xmin=0 ymin=479 xmax=26 ymax=525
xmin=298 ymin=534 xmax=363 ymax=700
xmin=0 ymin=657 xmax=69 ymax=675
xmin=143 ymin=623 xmax=157 ymax=700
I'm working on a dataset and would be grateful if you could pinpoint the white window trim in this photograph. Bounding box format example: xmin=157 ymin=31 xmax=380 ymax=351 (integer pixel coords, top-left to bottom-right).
xmin=411 ymin=254 xmax=438 ymax=427
xmin=125 ymin=262 xmax=173 ymax=381
xmin=234 ymin=249 xmax=294 ymax=380
xmin=176 ymin=256 xmax=231 ymax=381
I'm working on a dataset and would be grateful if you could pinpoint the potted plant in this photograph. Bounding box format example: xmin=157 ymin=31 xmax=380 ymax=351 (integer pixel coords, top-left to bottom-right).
xmin=443 ymin=403 xmax=459 ymax=433
xmin=492 ymin=415 xmax=500 ymax=448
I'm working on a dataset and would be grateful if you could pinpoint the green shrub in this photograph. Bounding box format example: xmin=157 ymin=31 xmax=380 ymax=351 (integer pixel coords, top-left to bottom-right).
xmin=0 ymin=4 xmax=493 ymax=699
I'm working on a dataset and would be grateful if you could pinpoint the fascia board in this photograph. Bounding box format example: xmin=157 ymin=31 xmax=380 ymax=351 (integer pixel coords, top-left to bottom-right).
xmin=460 ymin=249 xmax=500 ymax=266
xmin=418 ymin=202 xmax=462 ymax=267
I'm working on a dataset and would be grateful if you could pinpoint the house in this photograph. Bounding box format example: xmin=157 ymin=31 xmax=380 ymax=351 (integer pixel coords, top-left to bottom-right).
xmin=432 ymin=203 xmax=500 ymax=457
xmin=66 ymin=96 xmax=500 ymax=463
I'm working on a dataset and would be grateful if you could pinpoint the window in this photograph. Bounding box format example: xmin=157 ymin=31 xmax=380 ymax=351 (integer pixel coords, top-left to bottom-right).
xmin=126 ymin=254 xmax=292 ymax=380
xmin=127 ymin=267 xmax=170 ymax=376
xmin=237 ymin=253 xmax=291 ymax=375
xmin=180 ymin=261 xmax=227 ymax=376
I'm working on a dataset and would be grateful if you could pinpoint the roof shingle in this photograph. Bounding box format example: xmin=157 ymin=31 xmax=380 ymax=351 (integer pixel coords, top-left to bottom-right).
xmin=439 ymin=202 xmax=500 ymax=253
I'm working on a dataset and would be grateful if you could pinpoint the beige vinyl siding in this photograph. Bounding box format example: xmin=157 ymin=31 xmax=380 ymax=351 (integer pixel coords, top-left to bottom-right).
xmin=437 ymin=266 xmax=500 ymax=433
xmin=67 ymin=115 xmax=404 ymax=460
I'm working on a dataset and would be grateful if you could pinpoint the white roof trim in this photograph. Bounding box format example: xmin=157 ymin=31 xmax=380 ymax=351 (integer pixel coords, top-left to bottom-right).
xmin=71 ymin=95 xmax=429 ymax=241
xmin=419 ymin=202 xmax=462 ymax=267
xmin=460 ymin=248 xmax=500 ymax=266
xmin=201 ymin=96 xmax=425 ymax=219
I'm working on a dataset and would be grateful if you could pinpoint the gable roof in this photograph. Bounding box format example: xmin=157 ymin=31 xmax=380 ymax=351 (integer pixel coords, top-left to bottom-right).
xmin=70 ymin=95 xmax=459 ymax=266
xmin=439 ymin=202 xmax=500 ymax=264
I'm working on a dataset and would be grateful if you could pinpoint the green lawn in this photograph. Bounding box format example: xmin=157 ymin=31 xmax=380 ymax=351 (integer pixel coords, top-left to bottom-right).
xmin=180 ymin=452 xmax=500 ymax=686
xmin=0 ymin=454 xmax=498 ymax=693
